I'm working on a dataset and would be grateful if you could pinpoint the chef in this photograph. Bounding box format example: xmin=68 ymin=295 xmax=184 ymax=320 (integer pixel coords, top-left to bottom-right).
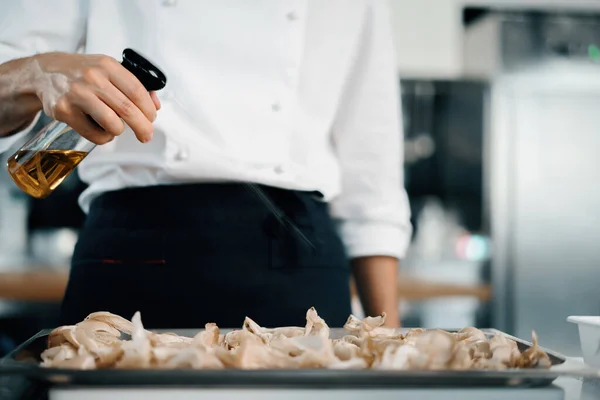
xmin=0 ymin=1 xmax=411 ymax=329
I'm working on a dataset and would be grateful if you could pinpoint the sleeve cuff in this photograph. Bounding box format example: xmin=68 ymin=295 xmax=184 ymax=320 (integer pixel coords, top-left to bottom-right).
xmin=337 ymin=220 xmax=413 ymax=260
xmin=0 ymin=112 xmax=41 ymax=154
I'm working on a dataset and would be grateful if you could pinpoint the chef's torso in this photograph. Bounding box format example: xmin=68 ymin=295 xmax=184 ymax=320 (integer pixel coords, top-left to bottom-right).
xmin=78 ymin=0 xmax=369 ymax=212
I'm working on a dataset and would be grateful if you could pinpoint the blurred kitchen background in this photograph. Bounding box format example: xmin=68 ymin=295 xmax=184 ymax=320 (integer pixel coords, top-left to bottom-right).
xmin=1 ymin=0 xmax=600 ymax=358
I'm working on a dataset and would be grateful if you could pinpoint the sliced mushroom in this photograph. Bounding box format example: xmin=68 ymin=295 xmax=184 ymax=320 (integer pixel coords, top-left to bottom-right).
xmin=48 ymin=326 xmax=77 ymax=348
xmin=84 ymin=311 xmax=135 ymax=335
xmin=304 ymin=307 xmax=330 ymax=339
xmin=150 ymin=332 xmax=193 ymax=347
xmin=456 ymin=327 xmax=487 ymax=345
xmin=332 ymin=339 xmax=360 ymax=361
xmin=192 ymin=323 xmax=220 ymax=348
xmin=413 ymin=330 xmax=456 ymax=369
xmin=243 ymin=316 xmax=304 ymax=342
xmin=40 ymin=308 xmax=553 ymax=372
xmin=41 ymin=344 xmax=77 ymax=366
xmin=73 ymin=320 xmax=121 ymax=350
xmin=45 ymin=353 xmax=96 ymax=370
xmin=163 ymin=348 xmax=224 ymax=369
xmin=373 ymin=343 xmax=421 ymax=370
xmin=512 ymin=331 xmax=552 ymax=369
xmin=115 ymin=312 xmax=152 ymax=369
xmin=489 ymin=334 xmax=520 ymax=366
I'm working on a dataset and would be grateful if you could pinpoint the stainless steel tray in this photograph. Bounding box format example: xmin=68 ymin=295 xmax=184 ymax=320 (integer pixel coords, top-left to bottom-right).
xmin=0 ymin=328 xmax=595 ymax=388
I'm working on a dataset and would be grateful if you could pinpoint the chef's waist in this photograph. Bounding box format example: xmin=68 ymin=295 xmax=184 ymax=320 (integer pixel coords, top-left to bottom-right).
xmin=83 ymin=182 xmax=328 ymax=230
xmin=77 ymin=158 xmax=341 ymax=216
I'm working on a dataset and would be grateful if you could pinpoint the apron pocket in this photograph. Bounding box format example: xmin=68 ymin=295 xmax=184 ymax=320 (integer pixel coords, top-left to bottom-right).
xmin=265 ymin=209 xmax=349 ymax=271
xmin=62 ymin=228 xmax=169 ymax=326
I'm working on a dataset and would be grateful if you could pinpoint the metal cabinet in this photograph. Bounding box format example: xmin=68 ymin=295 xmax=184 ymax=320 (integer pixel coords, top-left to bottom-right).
xmin=489 ymin=61 xmax=600 ymax=356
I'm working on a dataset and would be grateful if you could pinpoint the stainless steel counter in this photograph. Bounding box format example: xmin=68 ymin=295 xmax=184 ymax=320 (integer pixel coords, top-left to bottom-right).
xmin=554 ymin=358 xmax=600 ymax=400
xmin=0 ymin=358 xmax=593 ymax=400
xmin=42 ymin=361 xmax=600 ymax=400
xmin=47 ymin=388 xmax=567 ymax=400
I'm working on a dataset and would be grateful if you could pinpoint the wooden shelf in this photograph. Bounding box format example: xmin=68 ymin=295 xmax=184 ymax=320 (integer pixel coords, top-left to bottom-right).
xmin=0 ymin=271 xmax=68 ymax=302
xmin=351 ymin=273 xmax=492 ymax=302
xmin=0 ymin=271 xmax=491 ymax=304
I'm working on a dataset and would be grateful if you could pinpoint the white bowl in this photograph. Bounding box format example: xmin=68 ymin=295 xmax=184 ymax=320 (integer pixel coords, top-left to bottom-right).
xmin=567 ymin=316 xmax=600 ymax=368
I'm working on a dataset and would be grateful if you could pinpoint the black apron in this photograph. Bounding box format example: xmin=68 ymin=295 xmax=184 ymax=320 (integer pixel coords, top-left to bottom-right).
xmin=60 ymin=183 xmax=352 ymax=329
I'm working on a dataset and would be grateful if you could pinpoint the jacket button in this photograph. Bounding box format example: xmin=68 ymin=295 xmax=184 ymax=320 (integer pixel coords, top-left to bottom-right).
xmin=174 ymin=148 xmax=188 ymax=161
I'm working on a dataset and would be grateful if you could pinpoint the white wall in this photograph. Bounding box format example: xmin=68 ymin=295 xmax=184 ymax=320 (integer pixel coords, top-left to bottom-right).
xmin=388 ymin=0 xmax=600 ymax=79
xmin=388 ymin=0 xmax=464 ymax=79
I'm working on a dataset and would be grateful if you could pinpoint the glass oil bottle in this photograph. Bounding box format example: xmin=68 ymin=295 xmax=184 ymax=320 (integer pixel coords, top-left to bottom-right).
xmin=6 ymin=49 xmax=167 ymax=198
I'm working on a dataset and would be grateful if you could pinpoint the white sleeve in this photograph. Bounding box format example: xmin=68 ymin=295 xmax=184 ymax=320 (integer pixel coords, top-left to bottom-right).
xmin=329 ymin=0 xmax=412 ymax=260
xmin=0 ymin=0 xmax=87 ymax=153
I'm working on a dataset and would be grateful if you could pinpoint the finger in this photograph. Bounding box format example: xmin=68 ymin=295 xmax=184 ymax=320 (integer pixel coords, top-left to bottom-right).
xmin=69 ymin=89 xmax=125 ymax=136
xmin=53 ymin=98 xmax=113 ymax=145
xmin=66 ymin=110 xmax=116 ymax=146
xmin=150 ymin=91 xmax=161 ymax=110
xmin=95 ymin=83 xmax=154 ymax=143
xmin=108 ymin=65 xmax=157 ymax=122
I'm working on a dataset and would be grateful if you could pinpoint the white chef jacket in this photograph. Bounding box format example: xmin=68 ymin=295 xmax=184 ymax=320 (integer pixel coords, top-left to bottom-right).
xmin=0 ymin=0 xmax=412 ymax=259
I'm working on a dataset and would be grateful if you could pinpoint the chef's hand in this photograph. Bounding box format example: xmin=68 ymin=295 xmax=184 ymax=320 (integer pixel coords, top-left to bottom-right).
xmin=22 ymin=53 xmax=159 ymax=144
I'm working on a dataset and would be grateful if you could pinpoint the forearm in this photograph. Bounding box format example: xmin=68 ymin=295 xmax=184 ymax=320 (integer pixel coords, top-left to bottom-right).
xmin=351 ymin=256 xmax=400 ymax=328
xmin=0 ymin=56 xmax=42 ymax=137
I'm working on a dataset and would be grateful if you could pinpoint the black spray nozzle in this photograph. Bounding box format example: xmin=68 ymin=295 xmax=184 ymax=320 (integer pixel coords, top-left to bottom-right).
xmin=121 ymin=48 xmax=167 ymax=91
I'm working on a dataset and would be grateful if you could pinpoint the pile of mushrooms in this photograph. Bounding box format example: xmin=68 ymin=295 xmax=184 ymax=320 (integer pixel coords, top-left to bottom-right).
xmin=41 ymin=308 xmax=551 ymax=370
